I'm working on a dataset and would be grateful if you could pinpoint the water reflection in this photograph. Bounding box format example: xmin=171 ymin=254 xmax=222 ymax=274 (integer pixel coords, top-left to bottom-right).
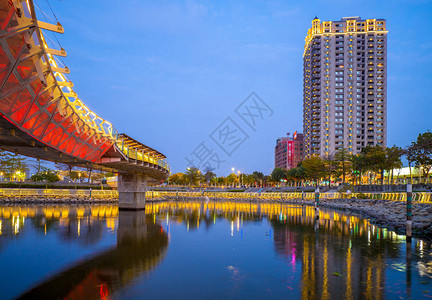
xmin=0 ymin=206 xmax=169 ymax=299
xmin=147 ymin=201 xmax=432 ymax=299
xmin=0 ymin=202 xmax=431 ymax=299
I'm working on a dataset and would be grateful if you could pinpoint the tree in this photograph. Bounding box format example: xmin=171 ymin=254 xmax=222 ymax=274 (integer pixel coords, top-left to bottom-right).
xmin=322 ymin=153 xmax=338 ymax=187
xmin=90 ymin=171 xmax=107 ymax=183
xmin=31 ymin=168 xmax=60 ymax=182
xmin=168 ymin=173 xmax=186 ymax=185
xmin=204 ymin=171 xmax=216 ymax=183
xmin=410 ymin=131 xmax=432 ymax=183
xmin=271 ymin=168 xmax=286 ymax=183
xmin=55 ymin=162 xmax=75 ymax=178
xmin=29 ymin=158 xmax=47 ymax=174
xmin=0 ymin=152 xmax=28 ymax=180
xmin=263 ymin=175 xmax=272 ymax=186
xmin=213 ymin=177 xmax=226 ymax=185
xmin=301 ymin=156 xmax=325 ymax=186
xmin=334 ymin=148 xmax=352 ymax=185
xmin=185 ymin=167 xmax=202 ymax=185
xmin=69 ymin=170 xmax=83 ymax=182
xmin=86 ymin=166 xmax=93 ymax=183
xmin=242 ymin=174 xmax=256 ymax=186
xmin=385 ymin=145 xmax=404 ymax=184
xmin=286 ymin=167 xmax=307 ymax=186
xmin=361 ymin=145 xmax=387 ymax=185
xmin=252 ymin=171 xmax=264 ymax=186
xmin=350 ymin=154 xmax=367 ymax=185
xmin=405 ymin=145 xmax=416 ymax=184
xmin=202 ymin=166 xmax=216 ymax=184
xmin=226 ymin=173 xmax=238 ymax=185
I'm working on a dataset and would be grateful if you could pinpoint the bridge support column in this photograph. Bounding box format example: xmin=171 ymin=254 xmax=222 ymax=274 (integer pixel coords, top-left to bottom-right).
xmin=118 ymin=173 xmax=148 ymax=210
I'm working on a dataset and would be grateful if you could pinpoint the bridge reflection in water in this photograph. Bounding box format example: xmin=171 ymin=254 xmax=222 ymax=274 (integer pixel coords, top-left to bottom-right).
xmin=6 ymin=207 xmax=169 ymax=299
xmin=0 ymin=201 xmax=430 ymax=299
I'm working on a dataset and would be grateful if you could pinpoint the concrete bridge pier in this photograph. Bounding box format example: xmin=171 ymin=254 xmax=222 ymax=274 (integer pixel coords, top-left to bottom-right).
xmin=118 ymin=173 xmax=148 ymax=210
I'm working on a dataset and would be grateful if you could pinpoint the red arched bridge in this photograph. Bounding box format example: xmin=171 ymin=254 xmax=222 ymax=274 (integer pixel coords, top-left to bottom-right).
xmin=0 ymin=0 xmax=169 ymax=209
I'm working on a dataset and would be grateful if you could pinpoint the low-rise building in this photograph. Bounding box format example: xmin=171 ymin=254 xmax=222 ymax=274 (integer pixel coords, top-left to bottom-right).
xmin=274 ymin=132 xmax=304 ymax=170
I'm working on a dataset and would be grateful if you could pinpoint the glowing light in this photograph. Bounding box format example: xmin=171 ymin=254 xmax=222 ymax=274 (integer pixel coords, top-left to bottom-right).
xmin=77 ymin=219 xmax=81 ymax=236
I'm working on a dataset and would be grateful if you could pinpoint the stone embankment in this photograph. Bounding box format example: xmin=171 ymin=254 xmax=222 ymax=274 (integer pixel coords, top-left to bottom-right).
xmin=2 ymin=194 xmax=432 ymax=239
xmin=168 ymin=196 xmax=432 ymax=239
xmin=0 ymin=195 xmax=171 ymax=204
xmin=0 ymin=195 xmax=118 ymax=204
xmin=316 ymin=198 xmax=432 ymax=239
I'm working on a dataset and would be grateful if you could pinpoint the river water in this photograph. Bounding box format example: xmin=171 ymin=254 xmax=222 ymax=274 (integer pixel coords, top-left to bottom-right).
xmin=0 ymin=201 xmax=431 ymax=299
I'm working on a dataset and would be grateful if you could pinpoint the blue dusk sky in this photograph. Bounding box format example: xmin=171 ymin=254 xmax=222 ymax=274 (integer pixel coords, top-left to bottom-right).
xmin=36 ymin=0 xmax=432 ymax=175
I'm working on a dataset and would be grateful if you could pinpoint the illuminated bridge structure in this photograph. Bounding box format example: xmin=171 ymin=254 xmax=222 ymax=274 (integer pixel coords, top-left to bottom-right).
xmin=0 ymin=0 xmax=169 ymax=209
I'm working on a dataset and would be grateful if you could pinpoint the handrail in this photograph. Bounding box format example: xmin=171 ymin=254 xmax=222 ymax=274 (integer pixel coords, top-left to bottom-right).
xmin=0 ymin=189 xmax=430 ymax=202
xmin=115 ymin=141 xmax=170 ymax=172
xmin=145 ymin=191 xmax=432 ymax=202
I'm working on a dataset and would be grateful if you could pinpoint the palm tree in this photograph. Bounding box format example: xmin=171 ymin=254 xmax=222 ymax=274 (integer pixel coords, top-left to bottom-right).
xmin=385 ymin=146 xmax=404 ymax=184
xmin=405 ymin=145 xmax=416 ymax=184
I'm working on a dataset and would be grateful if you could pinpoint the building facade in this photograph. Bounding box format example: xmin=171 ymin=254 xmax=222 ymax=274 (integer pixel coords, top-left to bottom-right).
xmin=275 ymin=132 xmax=304 ymax=169
xmin=303 ymin=17 xmax=387 ymax=157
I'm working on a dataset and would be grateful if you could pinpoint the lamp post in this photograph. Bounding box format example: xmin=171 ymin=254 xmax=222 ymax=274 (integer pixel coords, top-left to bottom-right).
xmin=198 ymin=170 xmax=201 ymax=187
xmin=231 ymin=168 xmax=235 ymax=187
xmin=237 ymin=170 xmax=241 ymax=187
xmin=187 ymin=167 xmax=191 ymax=186
xmin=15 ymin=170 xmax=22 ymax=182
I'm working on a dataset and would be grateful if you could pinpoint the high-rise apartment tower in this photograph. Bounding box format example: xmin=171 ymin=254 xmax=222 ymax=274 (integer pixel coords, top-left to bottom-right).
xmin=303 ymin=17 xmax=387 ymax=157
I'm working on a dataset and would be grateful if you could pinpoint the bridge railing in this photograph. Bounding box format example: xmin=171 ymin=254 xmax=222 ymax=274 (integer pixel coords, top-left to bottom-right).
xmin=115 ymin=141 xmax=170 ymax=173
xmin=148 ymin=191 xmax=432 ymax=202
xmin=0 ymin=189 xmax=430 ymax=203
xmin=0 ymin=188 xmax=119 ymax=198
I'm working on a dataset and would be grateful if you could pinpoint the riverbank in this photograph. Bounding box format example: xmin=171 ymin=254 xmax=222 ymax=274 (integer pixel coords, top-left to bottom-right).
xmin=167 ymin=196 xmax=432 ymax=240
xmin=2 ymin=195 xmax=431 ymax=240
xmin=0 ymin=195 xmax=118 ymax=204
xmin=317 ymin=198 xmax=432 ymax=240
xmin=0 ymin=195 xmax=171 ymax=204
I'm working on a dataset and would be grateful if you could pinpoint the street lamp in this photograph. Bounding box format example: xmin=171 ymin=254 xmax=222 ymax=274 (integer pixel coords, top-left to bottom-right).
xmin=15 ymin=170 xmax=22 ymax=182
xmin=231 ymin=168 xmax=235 ymax=187
xmin=237 ymin=170 xmax=241 ymax=187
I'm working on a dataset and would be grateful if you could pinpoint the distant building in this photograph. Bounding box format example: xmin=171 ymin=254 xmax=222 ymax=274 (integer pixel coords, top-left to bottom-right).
xmin=274 ymin=132 xmax=304 ymax=170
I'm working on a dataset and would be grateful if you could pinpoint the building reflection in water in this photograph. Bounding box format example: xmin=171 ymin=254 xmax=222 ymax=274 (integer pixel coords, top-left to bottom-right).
xmin=147 ymin=201 xmax=432 ymax=299
xmin=1 ymin=201 xmax=431 ymax=299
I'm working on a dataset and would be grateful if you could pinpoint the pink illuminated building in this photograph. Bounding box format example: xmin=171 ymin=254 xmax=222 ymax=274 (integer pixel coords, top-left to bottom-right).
xmin=274 ymin=132 xmax=304 ymax=170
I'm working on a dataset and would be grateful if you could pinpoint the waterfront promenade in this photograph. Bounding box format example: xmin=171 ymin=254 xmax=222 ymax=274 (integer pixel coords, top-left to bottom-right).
xmin=0 ymin=188 xmax=430 ymax=203
xmin=1 ymin=188 xmax=432 ymax=240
